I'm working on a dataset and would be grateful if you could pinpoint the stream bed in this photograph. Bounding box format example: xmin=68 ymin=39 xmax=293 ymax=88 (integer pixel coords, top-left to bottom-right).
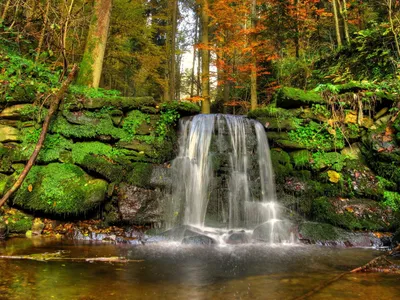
xmin=0 ymin=238 xmax=399 ymax=299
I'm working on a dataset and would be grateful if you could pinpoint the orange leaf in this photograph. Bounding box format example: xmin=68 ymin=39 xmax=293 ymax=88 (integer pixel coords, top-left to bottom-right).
xmin=28 ymin=184 xmax=33 ymax=192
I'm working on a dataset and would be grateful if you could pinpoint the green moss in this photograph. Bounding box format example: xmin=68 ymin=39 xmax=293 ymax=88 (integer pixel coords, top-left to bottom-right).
xmin=126 ymin=163 xmax=154 ymax=188
xmin=270 ymin=149 xmax=293 ymax=183
xmin=160 ymin=100 xmax=200 ymax=116
xmin=382 ymin=191 xmax=400 ymax=212
xmin=0 ymin=209 xmax=33 ymax=233
xmin=299 ymin=222 xmax=345 ymax=241
xmin=0 ymin=173 xmax=8 ymax=196
xmin=248 ymin=105 xmax=295 ymax=119
xmin=80 ymin=96 xmax=156 ymax=110
xmin=121 ymin=110 xmax=151 ymax=140
xmin=275 ymin=87 xmax=325 ymax=108
xmin=71 ymin=142 xmax=124 ymax=163
xmin=291 ymin=150 xmax=311 ymax=168
xmin=13 ymin=163 xmax=108 ymax=215
xmin=51 ymin=115 xmax=124 ymax=140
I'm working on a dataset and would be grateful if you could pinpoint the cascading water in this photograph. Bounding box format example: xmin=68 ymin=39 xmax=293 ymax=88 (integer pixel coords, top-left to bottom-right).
xmin=165 ymin=114 xmax=291 ymax=244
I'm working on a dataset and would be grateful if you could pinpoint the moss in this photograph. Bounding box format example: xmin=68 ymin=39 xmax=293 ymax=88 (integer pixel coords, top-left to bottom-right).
xmin=13 ymin=163 xmax=108 ymax=215
xmin=270 ymin=149 xmax=293 ymax=183
xmin=121 ymin=110 xmax=151 ymax=138
xmin=275 ymin=87 xmax=325 ymax=108
xmin=291 ymin=150 xmax=311 ymax=168
xmin=126 ymin=163 xmax=154 ymax=188
xmin=79 ymin=96 xmax=156 ymax=110
xmin=51 ymin=115 xmax=125 ymax=140
xmin=0 ymin=173 xmax=8 ymax=196
xmin=248 ymin=105 xmax=295 ymax=119
xmin=299 ymin=222 xmax=345 ymax=241
xmin=0 ymin=209 xmax=33 ymax=233
xmin=311 ymin=197 xmax=390 ymax=231
xmin=256 ymin=117 xmax=302 ymax=131
xmin=160 ymin=100 xmax=200 ymax=116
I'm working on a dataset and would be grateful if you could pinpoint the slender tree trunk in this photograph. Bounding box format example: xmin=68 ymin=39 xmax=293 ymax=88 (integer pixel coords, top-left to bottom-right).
xmin=76 ymin=0 xmax=112 ymax=88
xmin=387 ymin=0 xmax=400 ymax=57
xmin=35 ymin=0 xmax=50 ymax=63
xmin=60 ymin=0 xmax=75 ymax=79
xmin=169 ymin=0 xmax=178 ymax=101
xmin=200 ymin=0 xmax=210 ymax=114
xmin=0 ymin=65 xmax=78 ymax=210
xmin=332 ymin=0 xmax=342 ymax=47
xmin=294 ymin=0 xmax=300 ymax=58
xmin=190 ymin=15 xmax=199 ymax=98
xmin=338 ymin=0 xmax=350 ymax=44
xmin=250 ymin=0 xmax=258 ymax=111
xmin=0 ymin=0 xmax=11 ymax=23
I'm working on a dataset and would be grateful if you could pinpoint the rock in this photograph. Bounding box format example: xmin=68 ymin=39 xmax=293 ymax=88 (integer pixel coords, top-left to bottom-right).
xmin=392 ymin=229 xmax=400 ymax=247
xmin=182 ymin=234 xmax=217 ymax=246
xmin=266 ymin=131 xmax=290 ymax=141
xmin=224 ymin=231 xmax=251 ymax=244
xmin=13 ymin=163 xmax=108 ymax=215
xmin=31 ymin=218 xmax=45 ymax=235
xmin=290 ymin=150 xmax=311 ymax=168
xmin=0 ymin=221 xmax=7 ymax=240
xmin=252 ymin=220 xmax=292 ymax=243
xmin=81 ymin=96 xmax=156 ymax=110
xmin=117 ymin=140 xmax=154 ymax=153
xmin=341 ymin=143 xmax=362 ymax=160
xmin=117 ymin=184 xmax=164 ymax=223
xmin=0 ymin=104 xmax=33 ymax=119
xmin=161 ymin=225 xmax=204 ymax=241
xmin=0 ymin=125 xmax=21 ymax=142
xmin=374 ymin=107 xmax=389 ymax=120
xmin=1 ymin=208 xmax=34 ymax=234
xmin=150 ymin=165 xmax=172 ymax=188
xmin=275 ymin=87 xmax=325 ymax=109
xmin=62 ymin=110 xmax=101 ymax=125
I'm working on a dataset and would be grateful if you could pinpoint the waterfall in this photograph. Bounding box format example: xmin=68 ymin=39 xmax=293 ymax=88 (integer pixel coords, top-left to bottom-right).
xmin=166 ymin=114 xmax=289 ymax=243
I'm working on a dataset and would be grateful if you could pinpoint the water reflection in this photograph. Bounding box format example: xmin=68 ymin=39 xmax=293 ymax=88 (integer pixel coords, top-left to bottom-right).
xmin=0 ymin=238 xmax=399 ymax=299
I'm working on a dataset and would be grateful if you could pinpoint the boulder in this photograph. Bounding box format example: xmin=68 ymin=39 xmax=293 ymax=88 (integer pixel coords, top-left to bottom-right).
xmin=161 ymin=225 xmax=204 ymax=241
xmin=0 ymin=125 xmax=21 ymax=142
xmin=13 ymin=163 xmax=108 ymax=215
xmin=81 ymin=96 xmax=156 ymax=110
xmin=275 ymin=87 xmax=325 ymax=109
xmin=0 ymin=104 xmax=33 ymax=119
xmin=182 ymin=234 xmax=217 ymax=246
xmin=117 ymin=184 xmax=164 ymax=223
xmin=224 ymin=231 xmax=251 ymax=244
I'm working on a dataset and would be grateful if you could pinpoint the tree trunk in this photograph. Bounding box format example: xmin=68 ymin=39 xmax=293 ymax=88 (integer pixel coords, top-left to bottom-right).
xmin=387 ymin=0 xmax=400 ymax=57
xmin=0 ymin=0 xmax=11 ymax=23
xmin=200 ymin=0 xmax=210 ymax=114
xmin=250 ymin=0 xmax=258 ymax=111
xmin=332 ymin=0 xmax=342 ymax=47
xmin=35 ymin=0 xmax=50 ymax=63
xmin=190 ymin=15 xmax=199 ymax=98
xmin=0 ymin=65 xmax=78 ymax=210
xmin=338 ymin=0 xmax=350 ymax=44
xmin=169 ymin=0 xmax=178 ymax=101
xmin=76 ymin=0 xmax=112 ymax=88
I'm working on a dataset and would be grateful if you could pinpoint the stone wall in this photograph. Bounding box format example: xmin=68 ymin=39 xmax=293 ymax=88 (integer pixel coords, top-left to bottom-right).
xmin=249 ymin=86 xmax=400 ymax=232
xmin=0 ymin=94 xmax=199 ymax=226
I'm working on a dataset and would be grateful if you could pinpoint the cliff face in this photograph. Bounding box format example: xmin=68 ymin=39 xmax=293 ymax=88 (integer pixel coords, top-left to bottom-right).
xmin=249 ymin=86 xmax=400 ymax=233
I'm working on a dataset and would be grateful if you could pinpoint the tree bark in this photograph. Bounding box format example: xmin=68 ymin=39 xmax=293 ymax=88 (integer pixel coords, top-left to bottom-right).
xmin=250 ymin=0 xmax=258 ymax=111
xmin=0 ymin=65 xmax=78 ymax=210
xmin=386 ymin=0 xmax=400 ymax=57
xmin=200 ymin=0 xmax=210 ymax=114
xmin=35 ymin=0 xmax=50 ymax=63
xmin=76 ymin=0 xmax=112 ymax=88
xmin=169 ymin=0 xmax=178 ymax=101
xmin=332 ymin=0 xmax=342 ymax=48
xmin=0 ymin=0 xmax=11 ymax=23
xmin=338 ymin=0 xmax=350 ymax=44
xmin=190 ymin=15 xmax=199 ymax=98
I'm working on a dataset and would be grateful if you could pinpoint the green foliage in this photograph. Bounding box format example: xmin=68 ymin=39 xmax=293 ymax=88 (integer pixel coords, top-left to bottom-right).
xmin=276 ymin=87 xmax=325 ymax=108
xmin=288 ymin=121 xmax=345 ymax=151
xmin=248 ymin=105 xmax=294 ymax=119
xmin=0 ymin=209 xmax=33 ymax=233
xmin=122 ymin=110 xmax=151 ymax=139
xmin=311 ymin=104 xmax=330 ymax=118
xmin=156 ymin=109 xmax=180 ymax=137
xmin=159 ymin=101 xmax=200 ymax=115
xmin=291 ymin=150 xmax=311 ymax=168
xmin=311 ymin=151 xmax=347 ymax=172
xmin=71 ymin=142 xmax=124 ymax=163
xmin=382 ymin=191 xmax=400 ymax=212
xmin=0 ymin=50 xmax=60 ymax=102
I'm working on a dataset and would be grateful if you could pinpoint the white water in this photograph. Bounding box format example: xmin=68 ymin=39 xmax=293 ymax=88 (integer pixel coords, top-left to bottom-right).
xmin=167 ymin=114 xmax=290 ymax=243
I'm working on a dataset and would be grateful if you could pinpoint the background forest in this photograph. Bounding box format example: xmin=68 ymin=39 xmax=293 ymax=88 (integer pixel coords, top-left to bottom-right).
xmin=0 ymin=0 xmax=399 ymax=112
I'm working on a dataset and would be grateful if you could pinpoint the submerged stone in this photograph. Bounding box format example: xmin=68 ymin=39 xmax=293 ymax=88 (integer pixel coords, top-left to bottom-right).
xmin=182 ymin=234 xmax=217 ymax=246
xmin=225 ymin=231 xmax=251 ymax=244
xmin=252 ymin=220 xmax=292 ymax=243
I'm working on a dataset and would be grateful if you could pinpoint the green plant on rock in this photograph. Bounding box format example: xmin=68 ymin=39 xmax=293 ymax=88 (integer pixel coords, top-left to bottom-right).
xmin=382 ymin=191 xmax=400 ymax=212
xmin=311 ymin=151 xmax=347 ymax=172
xmin=156 ymin=109 xmax=180 ymax=138
xmin=69 ymin=85 xmax=121 ymax=98
xmin=122 ymin=110 xmax=151 ymax=139
xmin=311 ymin=104 xmax=331 ymax=118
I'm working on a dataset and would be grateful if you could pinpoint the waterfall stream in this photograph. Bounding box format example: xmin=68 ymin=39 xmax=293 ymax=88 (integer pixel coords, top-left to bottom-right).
xmin=165 ymin=114 xmax=291 ymax=244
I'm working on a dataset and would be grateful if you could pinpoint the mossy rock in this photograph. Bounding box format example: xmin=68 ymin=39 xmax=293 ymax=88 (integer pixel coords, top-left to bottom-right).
xmin=0 ymin=104 xmax=34 ymax=119
xmin=311 ymin=152 xmax=346 ymax=172
xmin=81 ymin=96 xmax=156 ymax=110
xmin=290 ymin=150 xmax=311 ymax=168
xmin=299 ymin=222 xmax=348 ymax=242
xmin=275 ymin=87 xmax=325 ymax=109
xmin=160 ymin=101 xmax=200 ymax=116
xmin=51 ymin=115 xmax=124 ymax=140
xmin=0 ymin=208 xmax=34 ymax=234
xmin=266 ymin=131 xmax=290 ymax=141
xmin=0 ymin=173 xmax=9 ymax=196
xmin=248 ymin=105 xmax=295 ymax=119
xmin=312 ymin=197 xmax=395 ymax=231
xmin=0 ymin=125 xmax=21 ymax=142
xmin=13 ymin=163 xmax=108 ymax=215
xmin=0 ymin=84 xmax=36 ymax=104
xmin=270 ymin=149 xmax=293 ymax=183
xmin=126 ymin=163 xmax=154 ymax=188
xmin=257 ymin=117 xmax=302 ymax=131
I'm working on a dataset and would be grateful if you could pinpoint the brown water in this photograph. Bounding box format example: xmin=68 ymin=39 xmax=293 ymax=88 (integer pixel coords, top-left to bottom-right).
xmin=0 ymin=238 xmax=399 ymax=300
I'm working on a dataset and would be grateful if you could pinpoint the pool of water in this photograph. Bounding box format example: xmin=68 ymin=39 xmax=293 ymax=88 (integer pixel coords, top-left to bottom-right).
xmin=0 ymin=238 xmax=399 ymax=299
